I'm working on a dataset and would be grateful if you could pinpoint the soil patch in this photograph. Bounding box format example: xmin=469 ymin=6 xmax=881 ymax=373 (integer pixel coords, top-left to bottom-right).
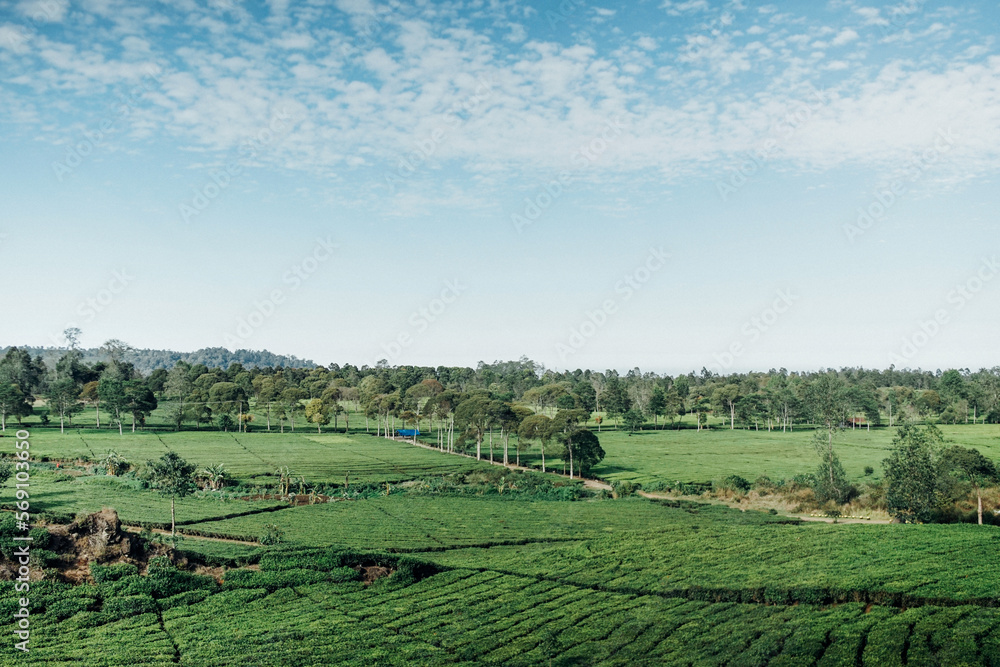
xmin=355 ymin=563 xmax=395 ymax=585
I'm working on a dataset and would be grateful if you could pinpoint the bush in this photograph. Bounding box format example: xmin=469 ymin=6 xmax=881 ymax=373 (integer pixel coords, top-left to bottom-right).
xmin=864 ymin=466 xmax=875 ymax=476
xmin=259 ymin=524 xmax=285 ymax=546
xmin=91 ymin=563 xmax=138 ymax=584
xmin=720 ymin=475 xmax=752 ymax=494
xmin=103 ymin=594 xmax=157 ymax=620
xmin=611 ymin=481 xmax=641 ymax=497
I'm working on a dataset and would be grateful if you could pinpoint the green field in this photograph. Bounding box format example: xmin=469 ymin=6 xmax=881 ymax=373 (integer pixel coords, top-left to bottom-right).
xmin=589 ymin=423 xmax=1000 ymax=485
xmin=3 ymin=422 xmax=1000 ymax=664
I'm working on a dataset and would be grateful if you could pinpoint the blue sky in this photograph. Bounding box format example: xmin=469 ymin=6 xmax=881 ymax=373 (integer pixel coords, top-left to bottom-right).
xmin=2 ymin=0 xmax=999 ymax=374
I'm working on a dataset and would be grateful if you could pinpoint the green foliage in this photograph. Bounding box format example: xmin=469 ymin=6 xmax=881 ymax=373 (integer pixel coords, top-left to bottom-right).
xmin=883 ymin=424 xmax=945 ymax=523
xmin=720 ymin=474 xmax=751 ymax=493
xmin=259 ymin=523 xmax=284 ymax=545
xmin=90 ymin=562 xmax=138 ymax=583
xmin=812 ymin=451 xmax=857 ymax=505
xmin=103 ymin=594 xmax=158 ymax=620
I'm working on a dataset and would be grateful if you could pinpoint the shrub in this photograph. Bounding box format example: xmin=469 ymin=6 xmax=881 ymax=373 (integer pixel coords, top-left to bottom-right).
xmin=612 ymin=481 xmax=641 ymax=497
xmin=721 ymin=475 xmax=752 ymax=494
xmin=864 ymin=466 xmax=875 ymax=476
xmin=259 ymin=524 xmax=285 ymax=546
xmin=91 ymin=563 xmax=138 ymax=584
xmin=103 ymin=594 xmax=157 ymax=620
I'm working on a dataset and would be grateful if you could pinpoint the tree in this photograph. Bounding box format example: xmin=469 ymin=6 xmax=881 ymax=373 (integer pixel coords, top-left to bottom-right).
xmin=46 ymin=377 xmax=82 ymax=433
xmin=145 ymin=452 xmax=197 ymax=538
xmin=882 ymin=424 xmax=944 ymax=523
xmin=279 ymin=387 xmax=307 ymax=432
xmin=622 ymin=408 xmax=645 ymax=433
xmin=123 ymin=380 xmax=157 ymax=432
xmin=79 ymin=381 xmax=101 ymax=428
xmin=98 ymin=376 xmax=127 ymax=435
xmin=165 ymin=363 xmax=195 ymax=431
xmin=455 ymin=395 xmax=491 ymax=460
xmin=712 ymin=384 xmax=740 ymax=430
xmin=939 ymin=446 xmax=998 ymax=525
xmin=603 ymin=377 xmax=632 ymax=429
xmin=0 ymin=381 xmax=32 ymax=432
xmin=559 ymin=428 xmax=605 ymax=479
xmin=198 ymin=463 xmax=227 ymax=491
xmin=805 ymin=373 xmax=850 ymax=490
xmin=518 ymin=414 xmax=553 ymax=472
xmin=217 ymin=414 xmax=235 ymax=432
xmin=648 ymin=387 xmax=667 ymax=428
xmin=811 ymin=449 xmax=856 ymax=505
xmin=305 ymin=398 xmax=332 ymax=434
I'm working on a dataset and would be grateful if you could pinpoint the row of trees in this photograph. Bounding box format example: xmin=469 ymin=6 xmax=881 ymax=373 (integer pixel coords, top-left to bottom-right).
xmin=5 ymin=335 xmax=1000 ymax=441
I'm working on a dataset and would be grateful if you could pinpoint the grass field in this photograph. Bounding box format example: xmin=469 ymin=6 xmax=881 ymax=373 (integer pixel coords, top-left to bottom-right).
xmin=589 ymin=423 xmax=1000 ymax=485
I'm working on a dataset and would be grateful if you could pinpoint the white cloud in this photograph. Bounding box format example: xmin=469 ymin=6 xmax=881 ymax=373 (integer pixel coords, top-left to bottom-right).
xmin=661 ymin=0 xmax=709 ymax=16
xmin=0 ymin=24 xmax=31 ymax=53
xmin=16 ymin=0 xmax=69 ymax=22
xmin=831 ymin=28 xmax=859 ymax=46
xmin=854 ymin=7 xmax=887 ymax=26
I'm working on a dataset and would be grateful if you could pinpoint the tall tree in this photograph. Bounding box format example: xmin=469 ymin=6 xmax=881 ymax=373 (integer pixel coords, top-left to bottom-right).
xmin=455 ymin=395 xmax=491 ymax=460
xmin=305 ymin=398 xmax=331 ymax=433
xmin=712 ymin=384 xmax=740 ymax=430
xmin=939 ymin=446 xmax=998 ymax=525
xmin=124 ymin=380 xmax=157 ymax=432
xmin=98 ymin=377 xmax=127 ymax=435
xmin=559 ymin=428 xmax=605 ymax=479
xmin=46 ymin=377 xmax=82 ymax=433
xmin=883 ymin=424 xmax=944 ymax=523
xmin=805 ymin=373 xmax=850 ymax=489
xmin=518 ymin=414 xmax=553 ymax=472
xmin=0 ymin=381 xmax=31 ymax=432
xmin=145 ymin=452 xmax=197 ymax=538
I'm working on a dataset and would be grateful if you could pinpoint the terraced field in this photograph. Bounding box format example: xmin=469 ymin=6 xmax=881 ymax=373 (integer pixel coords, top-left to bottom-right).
xmin=5 ymin=540 xmax=1000 ymax=666
xmin=6 ymin=425 xmax=1000 ymax=665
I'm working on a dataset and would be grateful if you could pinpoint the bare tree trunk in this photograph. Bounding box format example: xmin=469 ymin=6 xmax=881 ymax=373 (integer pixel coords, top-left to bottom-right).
xmin=171 ymin=497 xmax=176 ymax=538
xmin=978 ymin=488 xmax=984 ymax=525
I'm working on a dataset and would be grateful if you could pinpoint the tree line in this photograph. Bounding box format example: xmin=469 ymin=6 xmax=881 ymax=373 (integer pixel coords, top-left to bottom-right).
xmin=3 ymin=335 xmax=1000 ymax=439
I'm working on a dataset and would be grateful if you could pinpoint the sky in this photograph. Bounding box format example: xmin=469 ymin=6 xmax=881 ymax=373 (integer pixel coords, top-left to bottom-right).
xmin=1 ymin=0 xmax=999 ymax=375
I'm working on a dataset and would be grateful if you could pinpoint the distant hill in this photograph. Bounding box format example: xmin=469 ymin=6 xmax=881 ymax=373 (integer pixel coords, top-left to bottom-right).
xmin=1 ymin=345 xmax=317 ymax=374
